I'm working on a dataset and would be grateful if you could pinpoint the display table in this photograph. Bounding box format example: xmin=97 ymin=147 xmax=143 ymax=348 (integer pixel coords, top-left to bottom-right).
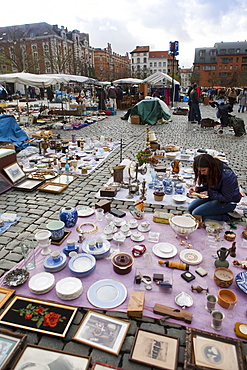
xmin=130 ymin=98 xmax=171 ymax=125
xmin=1 ymin=211 xmax=246 ymax=341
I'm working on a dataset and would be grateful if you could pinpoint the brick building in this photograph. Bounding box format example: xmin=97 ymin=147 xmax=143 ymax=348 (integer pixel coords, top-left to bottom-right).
xmin=193 ymin=41 xmax=247 ymax=87
xmin=0 ymin=22 xmax=94 ymax=76
xmin=94 ymin=43 xmax=131 ymax=81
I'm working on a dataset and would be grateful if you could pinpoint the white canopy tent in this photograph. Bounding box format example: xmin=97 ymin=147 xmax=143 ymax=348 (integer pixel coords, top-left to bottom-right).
xmin=142 ymin=71 xmax=179 ymax=86
xmin=113 ymin=78 xmax=143 ymax=84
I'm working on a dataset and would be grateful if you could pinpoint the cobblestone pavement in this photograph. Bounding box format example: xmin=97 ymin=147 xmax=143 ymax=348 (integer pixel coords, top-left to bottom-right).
xmin=0 ymin=102 xmax=247 ymax=369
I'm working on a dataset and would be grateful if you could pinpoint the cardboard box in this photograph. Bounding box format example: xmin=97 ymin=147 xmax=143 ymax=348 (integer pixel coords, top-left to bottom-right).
xmin=0 ymin=142 xmax=15 ymax=150
xmin=131 ymin=115 xmax=140 ymax=124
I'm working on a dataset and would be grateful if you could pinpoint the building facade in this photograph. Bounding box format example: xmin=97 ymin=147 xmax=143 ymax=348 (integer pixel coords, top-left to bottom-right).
xmin=180 ymin=68 xmax=193 ymax=90
xmin=130 ymin=46 xmax=179 ymax=79
xmin=193 ymin=41 xmax=247 ymax=87
xmin=94 ymin=43 xmax=131 ymax=81
xmin=0 ymin=22 xmax=94 ymax=76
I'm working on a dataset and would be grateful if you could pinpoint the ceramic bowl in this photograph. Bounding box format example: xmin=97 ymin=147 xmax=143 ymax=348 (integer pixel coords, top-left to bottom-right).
xmin=217 ymin=289 xmax=237 ymax=309
xmin=111 ymin=252 xmax=134 ymax=275
xmin=224 ymin=230 xmax=236 ymax=241
xmin=169 ymin=215 xmax=198 ymax=236
xmin=214 ymin=267 xmax=234 ymax=288
xmin=35 ymin=230 xmax=52 ymax=246
xmin=242 ymin=230 xmax=247 ymax=240
xmin=46 ymin=221 xmax=65 ymax=240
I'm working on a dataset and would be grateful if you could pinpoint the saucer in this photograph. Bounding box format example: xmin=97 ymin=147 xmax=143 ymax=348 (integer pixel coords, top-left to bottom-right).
xmin=138 ymin=224 xmax=151 ymax=232
xmin=128 ymin=220 xmax=138 ymax=229
xmin=152 ymin=243 xmax=177 ymax=259
xmin=122 ymin=230 xmax=132 ymax=237
xmin=130 ymin=232 xmax=145 ymax=242
xmin=114 ymin=219 xmax=126 ymax=227
xmin=63 ymin=245 xmax=79 ymax=256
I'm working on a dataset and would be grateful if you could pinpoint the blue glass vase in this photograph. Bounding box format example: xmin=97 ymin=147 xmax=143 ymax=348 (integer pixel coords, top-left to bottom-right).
xmin=59 ymin=206 xmax=78 ymax=228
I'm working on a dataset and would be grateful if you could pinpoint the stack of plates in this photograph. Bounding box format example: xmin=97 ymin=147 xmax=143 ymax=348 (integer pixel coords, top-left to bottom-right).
xmin=81 ymin=239 xmax=111 ymax=259
xmin=152 ymin=242 xmax=177 ymax=258
xmin=28 ymin=272 xmax=55 ymax=294
xmin=43 ymin=253 xmax=67 ymax=272
xmin=55 ymin=277 xmax=83 ymax=300
xmin=69 ymin=253 xmax=96 ymax=277
xmin=63 ymin=244 xmax=79 ymax=256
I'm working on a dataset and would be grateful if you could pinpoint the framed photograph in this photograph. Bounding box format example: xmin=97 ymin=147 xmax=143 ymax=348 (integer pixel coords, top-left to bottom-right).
xmin=3 ymin=162 xmax=25 ymax=184
xmin=37 ymin=182 xmax=68 ymax=194
xmin=13 ymin=178 xmax=44 ymax=191
xmin=184 ymin=328 xmax=245 ymax=370
xmin=0 ymin=173 xmax=12 ymax=195
xmin=51 ymin=174 xmax=77 ymax=185
xmin=0 ymin=329 xmax=26 ymax=370
xmin=92 ymin=362 xmax=126 ymax=370
xmin=0 ymin=296 xmax=77 ymax=338
xmin=73 ymin=311 xmax=130 ymax=355
xmin=12 ymin=344 xmax=91 ymax=370
xmin=0 ymin=287 xmax=15 ymax=309
xmin=129 ymin=329 xmax=179 ymax=370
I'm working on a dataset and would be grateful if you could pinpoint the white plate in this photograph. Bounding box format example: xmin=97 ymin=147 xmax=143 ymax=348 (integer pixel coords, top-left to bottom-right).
xmin=172 ymin=195 xmax=187 ymax=204
xmin=70 ymin=254 xmax=96 ymax=272
xmin=152 ymin=243 xmax=177 ymax=259
xmin=179 ymin=249 xmax=203 ymax=265
xmin=28 ymin=272 xmax=55 ymax=293
xmin=56 ymin=277 xmax=82 ymax=295
xmin=183 ymin=167 xmax=194 ymax=174
xmin=87 ymin=279 xmax=127 ymax=309
xmin=175 ymin=292 xmax=193 ymax=308
xmin=130 ymin=233 xmax=145 ymax=242
xmin=77 ymin=206 xmax=95 ymax=217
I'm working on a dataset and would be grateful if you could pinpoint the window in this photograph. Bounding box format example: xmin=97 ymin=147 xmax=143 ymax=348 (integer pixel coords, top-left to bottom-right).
xmin=199 ymin=50 xmax=205 ymax=57
xmin=149 ymin=62 xmax=153 ymax=67
xmin=143 ymin=65 xmax=147 ymax=69
xmin=224 ymin=65 xmax=227 ymax=70
xmin=137 ymin=57 xmax=140 ymax=63
xmin=203 ymin=65 xmax=216 ymax=71
xmin=230 ymin=65 xmax=233 ymax=70
xmin=158 ymin=62 xmax=162 ymax=67
xmin=163 ymin=69 xmax=166 ymax=73
xmin=154 ymin=69 xmax=157 ymax=72
xmin=236 ymin=57 xmax=239 ymax=62
xmin=219 ymin=72 xmax=230 ymax=77
xmin=242 ymin=57 xmax=247 ymax=62
xmin=137 ymin=65 xmax=140 ymax=70
xmin=163 ymin=61 xmax=166 ymax=66
xmin=235 ymin=65 xmax=238 ymax=70
xmin=220 ymin=57 xmax=233 ymax=63
xmin=236 ymin=49 xmax=240 ymax=53
xmin=194 ymin=66 xmax=200 ymax=71
xmin=241 ymin=64 xmax=247 ymax=70
xmin=219 ymin=49 xmax=226 ymax=54
xmin=210 ymin=58 xmax=216 ymax=62
xmin=154 ymin=62 xmax=157 ymax=67
xmin=143 ymin=57 xmax=147 ymax=63
xmin=228 ymin=49 xmax=235 ymax=53
xmin=209 ymin=49 xmax=216 ymax=56
xmin=219 ymin=65 xmax=222 ymax=70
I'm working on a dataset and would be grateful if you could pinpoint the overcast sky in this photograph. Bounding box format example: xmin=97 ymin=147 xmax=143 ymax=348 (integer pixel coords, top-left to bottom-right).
xmin=3 ymin=0 xmax=247 ymax=69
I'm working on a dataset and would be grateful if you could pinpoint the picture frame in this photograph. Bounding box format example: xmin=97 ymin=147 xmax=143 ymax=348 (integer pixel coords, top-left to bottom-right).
xmin=0 ymin=287 xmax=15 ymax=309
xmin=0 ymin=173 xmax=12 ymax=195
xmin=11 ymin=344 xmax=91 ymax=370
xmin=37 ymin=181 xmax=68 ymax=194
xmin=13 ymin=178 xmax=45 ymax=191
xmin=0 ymin=296 xmax=77 ymax=338
xmin=0 ymin=329 xmax=26 ymax=370
xmin=129 ymin=329 xmax=179 ymax=370
xmin=92 ymin=362 xmax=126 ymax=370
xmin=3 ymin=162 xmax=25 ymax=184
xmin=51 ymin=174 xmax=77 ymax=185
xmin=73 ymin=311 xmax=130 ymax=355
xmin=184 ymin=327 xmax=245 ymax=370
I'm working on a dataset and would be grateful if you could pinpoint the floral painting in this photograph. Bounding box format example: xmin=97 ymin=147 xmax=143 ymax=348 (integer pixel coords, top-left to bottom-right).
xmin=0 ymin=296 xmax=77 ymax=337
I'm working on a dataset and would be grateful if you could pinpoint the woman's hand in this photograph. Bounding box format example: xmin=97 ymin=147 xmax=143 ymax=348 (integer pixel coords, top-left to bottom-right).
xmin=189 ymin=187 xmax=197 ymax=194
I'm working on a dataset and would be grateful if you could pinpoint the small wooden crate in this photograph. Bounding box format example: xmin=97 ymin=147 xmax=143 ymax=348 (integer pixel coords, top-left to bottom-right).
xmin=127 ymin=292 xmax=145 ymax=318
xmin=131 ymin=115 xmax=140 ymax=124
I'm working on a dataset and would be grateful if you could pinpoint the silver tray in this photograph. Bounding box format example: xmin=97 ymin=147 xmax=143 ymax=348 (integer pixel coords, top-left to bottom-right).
xmin=3 ymin=268 xmax=29 ymax=287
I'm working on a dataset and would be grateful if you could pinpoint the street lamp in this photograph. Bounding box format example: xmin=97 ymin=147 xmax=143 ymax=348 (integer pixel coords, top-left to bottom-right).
xmin=169 ymin=41 xmax=179 ymax=107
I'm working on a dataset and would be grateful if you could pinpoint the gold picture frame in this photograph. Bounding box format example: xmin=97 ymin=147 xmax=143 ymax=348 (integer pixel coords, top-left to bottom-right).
xmin=0 ymin=329 xmax=27 ymax=370
xmin=184 ymin=327 xmax=245 ymax=370
xmin=37 ymin=182 xmax=68 ymax=194
xmin=12 ymin=344 xmax=91 ymax=370
xmin=129 ymin=329 xmax=179 ymax=370
xmin=0 ymin=296 xmax=77 ymax=338
xmin=0 ymin=287 xmax=15 ymax=309
xmin=73 ymin=311 xmax=130 ymax=355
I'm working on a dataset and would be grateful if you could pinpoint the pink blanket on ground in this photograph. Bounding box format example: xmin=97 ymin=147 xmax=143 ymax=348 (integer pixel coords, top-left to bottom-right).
xmin=1 ymin=212 xmax=246 ymax=341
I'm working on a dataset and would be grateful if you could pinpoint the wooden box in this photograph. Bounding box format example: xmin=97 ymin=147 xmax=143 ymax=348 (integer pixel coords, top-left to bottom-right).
xmin=100 ymin=186 xmax=117 ymax=197
xmin=127 ymin=292 xmax=145 ymax=318
xmin=131 ymin=115 xmax=140 ymax=124
xmin=95 ymin=199 xmax=111 ymax=213
xmin=0 ymin=149 xmax=17 ymax=175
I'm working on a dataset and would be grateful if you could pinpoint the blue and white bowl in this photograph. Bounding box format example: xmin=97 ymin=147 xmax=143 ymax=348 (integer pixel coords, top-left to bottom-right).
xmin=46 ymin=221 xmax=65 ymax=240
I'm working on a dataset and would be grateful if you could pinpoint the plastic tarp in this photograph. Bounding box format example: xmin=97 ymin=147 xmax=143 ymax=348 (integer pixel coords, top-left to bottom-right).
xmin=0 ymin=115 xmax=29 ymax=151
xmin=130 ymin=97 xmax=171 ymax=125
xmin=113 ymin=78 xmax=143 ymax=84
xmin=142 ymin=71 xmax=180 ymax=85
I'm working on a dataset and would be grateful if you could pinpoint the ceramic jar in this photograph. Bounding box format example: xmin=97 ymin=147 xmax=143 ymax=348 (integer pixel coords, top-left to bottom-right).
xmin=60 ymin=206 xmax=78 ymax=228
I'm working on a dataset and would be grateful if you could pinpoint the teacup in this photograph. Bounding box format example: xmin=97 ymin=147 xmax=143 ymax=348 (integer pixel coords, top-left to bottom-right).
xmin=120 ymin=224 xmax=130 ymax=235
xmin=51 ymin=250 xmax=61 ymax=262
xmin=140 ymin=221 xmax=150 ymax=230
xmin=105 ymin=213 xmax=115 ymax=224
xmin=47 ymin=221 xmax=65 ymax=240
xmin=67 ymin=239 xmax=76 ymax=250
xmin=132 ymin=231 xmax=142 ymax=240
xmin=114 ymin=218 xmax=123 ymax=227
xmin=129 ymin=218 xmax=138 ymax=228
xmin=88 ymin=240 xmax=96 ymax=250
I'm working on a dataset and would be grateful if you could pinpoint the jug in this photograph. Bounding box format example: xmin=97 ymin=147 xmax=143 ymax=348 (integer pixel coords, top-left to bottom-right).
xmin=215 ymin=247 xmax=230 ymax=268
xmin=171 ymin=160 xmax=180 ymax=174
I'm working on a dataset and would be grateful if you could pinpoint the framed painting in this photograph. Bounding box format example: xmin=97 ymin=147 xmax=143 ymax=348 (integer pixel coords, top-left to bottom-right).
xmin=0 ymin=173 xmax=12 ymax=195
xmin=0 ymin=296 xmax=77 ymax=338
xmin=3 ymin=162 xmax=25 ymax=184
xmin=184 ymin=327 xmax=245 ymax=370
xmin=13 ymin=178 xmax=44 ymax=191
xmin=0 ymin=329 xmax=26 ymax=370
xmin=129 ymin=329 xmax=179 ymax=370
xmin=0 ymin=287 xmax=15 ymax=309
xmin=51 ymin=174 xmax=77 ymax=185
xmin=12 ymin=344 xmax=91 ymax=370
xmin=73 ymin=311 xmax=130 ymax=355
xmin=92 ymin=362 xmax=127 ymax=370
xmin=37 ymin=182 xmax=68 ymax=194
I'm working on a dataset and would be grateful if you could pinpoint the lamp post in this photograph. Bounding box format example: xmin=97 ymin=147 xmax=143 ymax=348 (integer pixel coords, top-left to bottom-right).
xmin=169 ymin=41 xmax=179 ymax=107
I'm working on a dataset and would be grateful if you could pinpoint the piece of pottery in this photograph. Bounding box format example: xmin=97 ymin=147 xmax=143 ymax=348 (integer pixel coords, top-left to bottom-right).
xmin=60 ymin=206 xmax=78 ymax=228
xmin=153 ymin=191 xmax=165 ymax=201
xmin=46 ymin=220 xmax=65 ymax=240
xmin=214 ymin=267 xmax=234 ymax=287
xmin=111 ymin=252 xmax=134 ymax=275
xmin=217 ymin=289 xmax=237 ymax=309
xmin=215 ymin=247 xmax=230 ymax=268
xmin=169 ymin=215 xmax=198 ymax=237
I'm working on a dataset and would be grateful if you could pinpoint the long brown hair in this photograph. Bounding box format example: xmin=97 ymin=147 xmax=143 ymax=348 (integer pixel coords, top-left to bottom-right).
xmin=193 ymin=154 xmax=222 ymax=188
